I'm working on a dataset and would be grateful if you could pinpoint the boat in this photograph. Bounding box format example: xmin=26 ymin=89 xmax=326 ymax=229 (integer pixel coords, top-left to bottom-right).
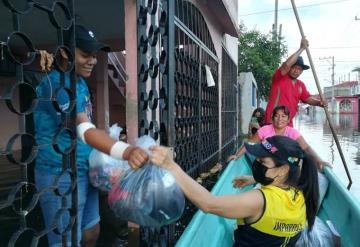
xmin=175 ymin=155 xmax=360 ymax=247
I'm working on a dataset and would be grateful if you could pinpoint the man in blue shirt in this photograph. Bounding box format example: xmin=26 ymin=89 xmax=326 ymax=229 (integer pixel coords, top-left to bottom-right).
xmin=35 ymin=25 xmax=148 ymax=247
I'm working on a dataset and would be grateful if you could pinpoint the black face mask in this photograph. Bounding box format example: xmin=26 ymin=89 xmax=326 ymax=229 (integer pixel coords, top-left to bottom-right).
xmin=256 ymin=116 xmax=264 ymax=126
xmin=252 ymin=160 xmax=275 ymax=186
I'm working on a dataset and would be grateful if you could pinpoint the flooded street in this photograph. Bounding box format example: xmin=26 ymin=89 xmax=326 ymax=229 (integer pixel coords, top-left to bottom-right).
xmin=294 ymin=109 xmax=360 ymax=202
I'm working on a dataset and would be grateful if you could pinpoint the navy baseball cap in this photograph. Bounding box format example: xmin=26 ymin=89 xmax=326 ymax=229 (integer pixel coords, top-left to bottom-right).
xmin=293 ymin=56 xmax=310 ymax=70
xmin=245 ymin=136 xmax=304 ymax=167
xmin=74 ymin=25 xmax=110 ymax=54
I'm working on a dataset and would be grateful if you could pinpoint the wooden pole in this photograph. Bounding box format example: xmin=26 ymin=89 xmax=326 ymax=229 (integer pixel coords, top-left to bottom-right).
xmin=290 ymin=0 xmax=352 ymax=189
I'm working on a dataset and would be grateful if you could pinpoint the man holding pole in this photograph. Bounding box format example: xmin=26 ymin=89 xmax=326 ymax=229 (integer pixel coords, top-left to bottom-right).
xmin=264 ymin=38 xmax=327 ymax=127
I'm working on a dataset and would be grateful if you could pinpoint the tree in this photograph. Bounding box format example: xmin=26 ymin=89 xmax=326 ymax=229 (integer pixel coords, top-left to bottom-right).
xmin=238 ymin=24 xmax=287 ymax=100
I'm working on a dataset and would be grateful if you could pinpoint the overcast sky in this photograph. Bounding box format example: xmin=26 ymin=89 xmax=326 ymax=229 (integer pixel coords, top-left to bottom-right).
xmin=238 ymin=0 xmax=360 ymax=94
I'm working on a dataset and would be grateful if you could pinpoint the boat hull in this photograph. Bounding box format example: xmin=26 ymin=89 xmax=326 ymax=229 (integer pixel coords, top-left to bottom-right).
xmin=176 ymin=156 xmax=360 ymax=247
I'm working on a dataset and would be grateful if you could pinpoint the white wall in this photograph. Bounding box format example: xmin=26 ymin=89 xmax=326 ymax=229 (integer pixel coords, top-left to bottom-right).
xmin=239 ymin=72 xmax=257 ymax=135
xmin=223 ymin=34 xmax=238 ymax=65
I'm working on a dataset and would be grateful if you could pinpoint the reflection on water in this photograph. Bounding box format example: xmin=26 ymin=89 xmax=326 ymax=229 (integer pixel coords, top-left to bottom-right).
xmin=294 ymin=109 xmax=360 ymax=202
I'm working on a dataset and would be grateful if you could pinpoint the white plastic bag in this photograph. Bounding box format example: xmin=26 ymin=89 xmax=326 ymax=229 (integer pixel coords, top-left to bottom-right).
xmin=88 ymin=124 xmax=130 ymax=191
xmin=295 ymin=217 xmax=335 ymax=247
xmin=108 ymin=135 xmax=185 ymax=227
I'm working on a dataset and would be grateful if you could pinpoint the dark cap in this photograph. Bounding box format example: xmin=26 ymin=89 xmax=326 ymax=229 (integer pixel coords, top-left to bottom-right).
xmin=74 ymin=25 xmax=110 ymax=54
xmin=245 ymin=136 xmax=304 ymax=166
xmin=293 ymin=56 xmax=310 ymax=70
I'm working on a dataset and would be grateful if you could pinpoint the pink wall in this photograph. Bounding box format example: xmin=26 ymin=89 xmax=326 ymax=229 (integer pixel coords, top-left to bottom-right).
xmin=336 ymin=96 xmax=358 ymax=114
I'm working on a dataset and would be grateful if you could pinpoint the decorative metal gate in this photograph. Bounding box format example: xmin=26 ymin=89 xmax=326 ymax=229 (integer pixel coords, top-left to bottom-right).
xmin=136 ymin=0 xmax=235 ymax=246
xmin=136 ymin=0 xmax=174 ymax=245
xmin=0 ymin=0 xmax=78 ymax=246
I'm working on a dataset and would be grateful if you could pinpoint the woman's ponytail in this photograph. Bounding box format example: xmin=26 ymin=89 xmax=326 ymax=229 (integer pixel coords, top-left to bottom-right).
xmin=298 ymin=154 xmax=319 ymax=230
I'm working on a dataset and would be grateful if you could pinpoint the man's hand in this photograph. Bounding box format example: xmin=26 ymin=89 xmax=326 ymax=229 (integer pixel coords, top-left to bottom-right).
xmin=317 ymin=99 xmax=328 ymax=108
xmin=300 ymin=38 xmax=309 ymax=50
xmin=123 ymin=146 xmax=149 ymax=170
xmin=232 ymin=175 xmax=255 ymax=188
xmin=39 ymin=50 xmax=54 ymax=72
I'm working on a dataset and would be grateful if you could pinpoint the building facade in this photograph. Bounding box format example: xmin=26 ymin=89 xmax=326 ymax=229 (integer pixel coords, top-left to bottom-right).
xmin=323 ymin=80 xmax=359 ymax=114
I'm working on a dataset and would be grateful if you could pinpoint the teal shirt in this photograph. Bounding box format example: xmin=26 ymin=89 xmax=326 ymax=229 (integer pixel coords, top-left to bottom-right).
xmin=34 ymin=70 xmax=93 ymax=176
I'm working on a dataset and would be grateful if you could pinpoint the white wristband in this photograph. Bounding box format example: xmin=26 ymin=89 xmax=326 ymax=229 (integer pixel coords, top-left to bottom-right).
xmin=77 ymin=122 xmax=96 ymax=144
xmin=110 ymin=141 xmax=130 ymax=160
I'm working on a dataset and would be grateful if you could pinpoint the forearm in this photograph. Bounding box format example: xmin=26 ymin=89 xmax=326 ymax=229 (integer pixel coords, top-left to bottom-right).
xmin=304 ymin=145 xmax=323 ymax=168
xmin=304 ymin=96 xmax=320 ymax=106
xmin=169 ymin=163 xmax=218 ymax=213
xmin=84 ymin=128 xmax=117 ymax=154
xmin=284 ymin=47 xmax=305 ymax=68
xmin=235 ymin=146 xmax=246 ymax=157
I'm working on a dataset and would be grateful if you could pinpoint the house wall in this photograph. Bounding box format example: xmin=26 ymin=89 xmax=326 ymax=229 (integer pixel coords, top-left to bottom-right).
xmin=335 ymin=96 xmax=359 ymax=114
xmin=239 ymin=72 xmax=257 ymax=135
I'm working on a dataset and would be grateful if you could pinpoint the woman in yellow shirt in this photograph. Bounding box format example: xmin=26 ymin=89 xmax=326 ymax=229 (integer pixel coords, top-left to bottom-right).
xmin=150 ymin=136 xmax=319 ymax=247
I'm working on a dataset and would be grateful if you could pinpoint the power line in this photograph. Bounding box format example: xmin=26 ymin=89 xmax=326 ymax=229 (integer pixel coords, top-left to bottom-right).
xmin=336 ymin=60 xmax=360 ymax=63
xmin=239 ymin=0 xmax=350 ymax=17
xmin=309 ymin=46 xmax=360 ymax=50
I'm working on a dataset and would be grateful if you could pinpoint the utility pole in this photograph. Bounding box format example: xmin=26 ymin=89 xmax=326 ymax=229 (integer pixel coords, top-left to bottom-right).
xmin=320 ymin=56 xmax=336 ymax=113
xmin=273 ymin=0 xmax=278 ymax=42
xmin=331 ymin=56 xmax=335 ymax=113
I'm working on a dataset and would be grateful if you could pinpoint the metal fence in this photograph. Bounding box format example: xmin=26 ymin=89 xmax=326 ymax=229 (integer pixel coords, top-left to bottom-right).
xmin=0 ymin=0 xmax=78 ymax=246
xmin=0 ymin=0 xmax=238 ymax=246
xmin=137 ymin=0 xmax=237 ymax=246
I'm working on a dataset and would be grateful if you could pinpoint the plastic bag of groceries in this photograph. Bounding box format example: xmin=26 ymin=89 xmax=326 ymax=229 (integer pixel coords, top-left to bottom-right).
xmin=295 ymin=217 xmax=336 ymax=247
xmin=89 ymin=124 xmax=130 ymax=191
xmin=108 ymin=135 xmax=185 ymax=227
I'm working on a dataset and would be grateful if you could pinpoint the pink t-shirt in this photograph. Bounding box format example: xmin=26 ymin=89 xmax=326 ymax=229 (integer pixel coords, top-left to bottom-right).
xmin=257 ymin=124 xmax=301 ymax=141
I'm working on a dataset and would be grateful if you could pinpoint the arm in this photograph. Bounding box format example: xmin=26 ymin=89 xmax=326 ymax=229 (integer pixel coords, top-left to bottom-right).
xmin=227 ymin=145 xmax=246 ymax=162
xmin=303 ymin=96 xmax=328 ymax=108
xmin=150 ymin=146 xmax=263 ymax=219
xmin=232 ymin=175 xmax=256 ymax=189
xmin=227 ymin=133 xmax=261 ymax=161
xmin=279 ymin=38 xmax=308 ymax=76
xmin=77 ymin=113 xmax=148 ymax=169
xmin=296 ymin=136 xmax=326 ymax=170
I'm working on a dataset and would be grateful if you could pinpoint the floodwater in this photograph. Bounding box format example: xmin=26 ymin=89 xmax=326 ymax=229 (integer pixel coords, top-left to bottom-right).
xmin=294 ymin=109 xmax=360 ymax=202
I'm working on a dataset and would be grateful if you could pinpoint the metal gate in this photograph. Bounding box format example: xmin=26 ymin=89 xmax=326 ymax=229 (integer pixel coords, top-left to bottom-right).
xmin=136 ymin=0 xmax=237 ymax=246
xmin=0 ymin=0 xmax=78 ymax=246
xmin=221 ymin=47 xmax=238 ymax=162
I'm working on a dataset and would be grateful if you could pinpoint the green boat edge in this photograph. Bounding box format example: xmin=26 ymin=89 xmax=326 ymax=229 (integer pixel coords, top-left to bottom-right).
xmin=176 ymin=156 xmax=360 ymax=247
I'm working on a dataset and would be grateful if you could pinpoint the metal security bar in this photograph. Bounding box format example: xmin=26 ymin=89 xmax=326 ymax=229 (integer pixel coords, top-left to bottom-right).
xmin=136 ymin=0 xmax=174 ymax=246
xmin=221 ymin=48 xmax=237 ymax=163
xmin=0 ymin=1 xmax=77 ymax=246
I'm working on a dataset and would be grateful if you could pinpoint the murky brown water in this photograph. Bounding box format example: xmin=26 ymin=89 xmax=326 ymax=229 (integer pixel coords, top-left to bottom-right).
xmin=294 ymin=109 xmax=360 ymax=202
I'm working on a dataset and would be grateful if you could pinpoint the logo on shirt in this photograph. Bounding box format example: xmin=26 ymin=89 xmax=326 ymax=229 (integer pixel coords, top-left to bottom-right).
xmin=59 ymin=102 xmax=70 ymax=112
xmin=84 ymin=96 xmax=93 ymax=120
xmin=273 ymin=222 xmax=303 ymax=233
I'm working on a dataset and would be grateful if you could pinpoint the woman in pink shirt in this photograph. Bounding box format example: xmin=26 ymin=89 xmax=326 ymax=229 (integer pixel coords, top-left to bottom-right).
xmin=228 ymin=105 xmax=326 ymax=170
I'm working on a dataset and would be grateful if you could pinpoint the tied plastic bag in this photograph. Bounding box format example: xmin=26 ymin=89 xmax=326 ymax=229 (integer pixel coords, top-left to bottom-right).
xmin=108 ymin=135 xmax=185 ymax=227
xmin=295 ymin=217 xmax=336 ymax=247
xmin=89 ymin=124 xmax=130 ymax=191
